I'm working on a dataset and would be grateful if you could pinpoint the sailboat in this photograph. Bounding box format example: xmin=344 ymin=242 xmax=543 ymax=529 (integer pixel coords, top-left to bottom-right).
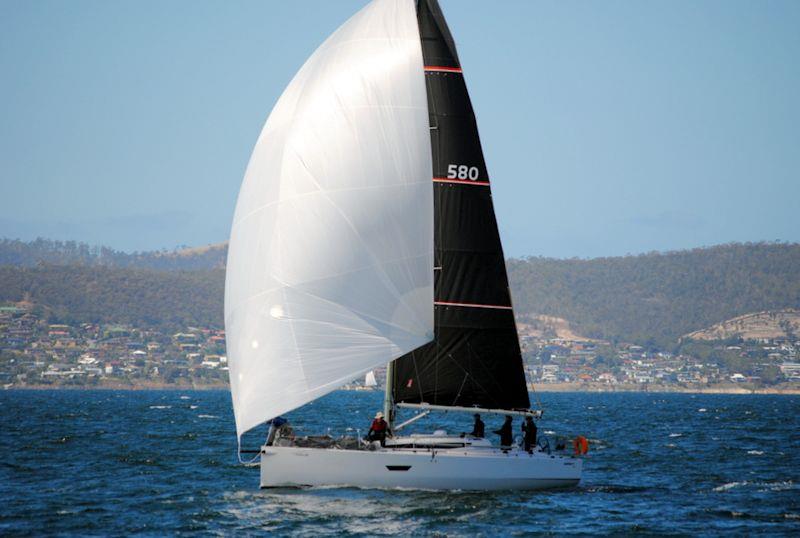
xmin=225 ymin=0 xmax=582 ymax=490
xmin=364 ymin=370 xmax=378 ymax=388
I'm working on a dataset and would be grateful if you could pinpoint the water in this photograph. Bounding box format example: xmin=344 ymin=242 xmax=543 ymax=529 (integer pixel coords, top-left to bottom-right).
xmin=1 ymin=390 xmax=798 ymax=535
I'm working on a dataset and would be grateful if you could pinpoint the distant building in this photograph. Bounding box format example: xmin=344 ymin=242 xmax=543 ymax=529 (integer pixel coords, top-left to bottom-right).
xmin=779 ymin=362 xmax=800 ymax=380
xmin=597 ymin=373 xmax=617 ymax=384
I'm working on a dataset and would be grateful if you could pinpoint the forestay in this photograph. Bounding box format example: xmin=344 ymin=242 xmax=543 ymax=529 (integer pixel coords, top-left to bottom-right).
xmin=225 ymin=0 xmax=433 ymax=439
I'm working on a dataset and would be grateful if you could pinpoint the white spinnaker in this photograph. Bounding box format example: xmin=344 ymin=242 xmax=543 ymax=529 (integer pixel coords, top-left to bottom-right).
xmin=225 ymin=0 xmax=433 ymax=439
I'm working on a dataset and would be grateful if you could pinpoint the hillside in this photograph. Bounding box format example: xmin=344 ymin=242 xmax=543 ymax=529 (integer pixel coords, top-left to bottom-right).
xmin=507 ymin=242 xmax=800 ymax=347
xmin=683 ymin=309 xmax=800 ymax=341
xmin=1 ymin=240 xmax=799 ymax=346
xmin=516 ymin=314 xmax=598 ymax=342
xmin=0 ymin=238 xmax=227 ymax=271
xmin=0 ymin=265 xmax=224 ymax=331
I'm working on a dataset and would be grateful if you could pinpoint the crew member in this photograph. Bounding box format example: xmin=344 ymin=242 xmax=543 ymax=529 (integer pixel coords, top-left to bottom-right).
xmin=367 ymin=411 xmax=390 ymax=446
xmin=494 ymin=415 xmax=513 ymax=448
xmin=521 ymin=416 xmax=537 ymax=453
xmin=265 ymin=416 xmax=288 ymax=446
xmin=267 ymin=416 xmax=294 ymax=446
xmin=470 ymin=413 xmax=485 ymax=438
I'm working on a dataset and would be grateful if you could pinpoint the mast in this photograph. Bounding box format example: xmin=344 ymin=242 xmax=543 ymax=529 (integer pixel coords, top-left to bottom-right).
xmin=383 ymin=361 xmax=394 ymax=428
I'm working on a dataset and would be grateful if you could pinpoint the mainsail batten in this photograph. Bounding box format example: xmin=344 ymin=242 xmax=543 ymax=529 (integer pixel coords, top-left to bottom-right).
xmin=225 ymin=0 xmax=434 ymax=439
xmin=391 ymin=0 xmax=531 ymax=412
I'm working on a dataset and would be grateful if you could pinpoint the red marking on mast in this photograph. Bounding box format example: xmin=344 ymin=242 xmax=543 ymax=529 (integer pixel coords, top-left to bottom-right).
xmin=434 ymin=301 xmax=513 ymax=310
xmin=407 ymin=379 xmax=414 ymax=388
xmin=424 ymin=65 xmax=463 ymax=73
xmin=433 ymin=177 xmax=490 ymax=186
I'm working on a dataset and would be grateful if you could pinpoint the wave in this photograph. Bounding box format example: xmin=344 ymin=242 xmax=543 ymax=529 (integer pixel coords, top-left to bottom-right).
xmin=714 ymin=480 xmax=795 ymax=492
xmin=149 ymin=405 xmax=171 ymax=409
xmin=710 ymin=509 xmax=800 ymax=523
xmin=583 ymin=484 xmax=649 ymax=494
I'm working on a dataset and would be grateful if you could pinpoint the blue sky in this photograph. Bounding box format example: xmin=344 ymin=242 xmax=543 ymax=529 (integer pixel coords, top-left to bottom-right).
xmin=1 ymin=0 xmax=798 ymax=258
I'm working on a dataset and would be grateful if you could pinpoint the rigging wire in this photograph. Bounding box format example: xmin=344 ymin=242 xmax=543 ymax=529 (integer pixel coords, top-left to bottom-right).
xmin=411 ymin=349 xmax=424 ymax=402
xmin=237 ymin=437 xmax=261 ymax=466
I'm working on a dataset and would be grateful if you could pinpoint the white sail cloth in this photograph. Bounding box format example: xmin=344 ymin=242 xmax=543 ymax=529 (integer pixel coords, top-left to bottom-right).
xmin=365 ymin=371 xmax=378 ymax=387
xmin=225 ymin=0 xmax=433 ymax=438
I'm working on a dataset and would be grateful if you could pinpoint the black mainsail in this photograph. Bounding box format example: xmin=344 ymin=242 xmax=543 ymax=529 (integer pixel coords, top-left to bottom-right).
xmin=391 ymin=0 xmax=531 ymax=414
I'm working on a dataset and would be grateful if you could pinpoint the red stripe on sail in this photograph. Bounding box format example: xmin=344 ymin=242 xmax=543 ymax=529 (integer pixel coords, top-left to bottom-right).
xmin=424 ymin=65 xmax=463 ymax=73
xmin=433 ymin=177 xmax=490 ymax=186
xmin=434 ymin=301 xmax=513 ymax=310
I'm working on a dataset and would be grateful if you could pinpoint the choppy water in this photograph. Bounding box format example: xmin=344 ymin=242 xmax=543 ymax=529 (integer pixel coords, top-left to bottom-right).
xmin=1 ymin=390 xmax=798 ymax=535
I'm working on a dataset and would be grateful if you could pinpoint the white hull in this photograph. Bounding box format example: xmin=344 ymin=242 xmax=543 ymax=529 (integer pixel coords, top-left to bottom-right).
xmin=260 ymin=439 xmax=582 ymax=491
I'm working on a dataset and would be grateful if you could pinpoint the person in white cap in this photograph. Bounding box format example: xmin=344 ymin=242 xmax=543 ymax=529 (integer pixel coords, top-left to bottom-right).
xmin=366 ymin=411 xmax=390 ymax=446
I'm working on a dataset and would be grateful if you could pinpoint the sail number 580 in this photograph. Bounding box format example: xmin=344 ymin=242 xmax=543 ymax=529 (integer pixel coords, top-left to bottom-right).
xmin=447 ymin=164 xmax=479 ymax=181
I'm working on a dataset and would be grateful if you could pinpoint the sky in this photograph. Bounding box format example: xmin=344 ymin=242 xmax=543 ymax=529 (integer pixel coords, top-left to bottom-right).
xmin=1 ymin=0 xmax=798 ymax=258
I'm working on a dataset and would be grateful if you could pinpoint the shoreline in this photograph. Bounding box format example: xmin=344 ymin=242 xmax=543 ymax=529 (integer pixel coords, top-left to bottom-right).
xmin=5 ymin=381 xmax=229 ymax=391
xmin=4 ymin=382 xmax=800 ymax=395
xmin=532 ymin=382 xmax=800 ymax=395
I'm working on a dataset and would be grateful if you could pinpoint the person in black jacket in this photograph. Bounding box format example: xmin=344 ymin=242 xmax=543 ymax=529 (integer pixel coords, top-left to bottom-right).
xmin=470 ymin=414 xmax=485 ymax=438
xmin=494 ymin=415 xmax=513 ymax=448
xmin=522 ymin=416 xmax=537 ymax=453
